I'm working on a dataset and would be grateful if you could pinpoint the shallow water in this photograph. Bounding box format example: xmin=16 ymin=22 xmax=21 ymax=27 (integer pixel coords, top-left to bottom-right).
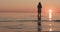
xmin=0 ymin=20 xmax=60 ymax=32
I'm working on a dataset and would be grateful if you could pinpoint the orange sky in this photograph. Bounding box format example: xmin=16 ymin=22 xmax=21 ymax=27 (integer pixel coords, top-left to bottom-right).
xmin=0 ymin=0 xmax=60 ymax=13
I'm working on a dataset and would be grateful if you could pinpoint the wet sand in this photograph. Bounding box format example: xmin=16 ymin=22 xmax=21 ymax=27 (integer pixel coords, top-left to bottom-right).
xmin=0 ymin=20 xmax=60 ymax=32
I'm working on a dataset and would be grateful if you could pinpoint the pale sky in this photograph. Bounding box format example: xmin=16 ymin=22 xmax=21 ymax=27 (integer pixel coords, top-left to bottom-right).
xmin=0 ymin=0 xmax=60 ymax=13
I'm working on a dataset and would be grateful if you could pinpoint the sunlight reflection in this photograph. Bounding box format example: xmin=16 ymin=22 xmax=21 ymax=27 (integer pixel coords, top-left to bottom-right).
xmin=49 ymin=28 xmax=53 ymax=31
xmin=49 ymin=9 xmax=52 ymax=21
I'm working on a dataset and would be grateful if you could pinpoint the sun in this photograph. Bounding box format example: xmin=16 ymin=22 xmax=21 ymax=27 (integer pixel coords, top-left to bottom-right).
xmin=49 ymin=9 xmax=52 ymax=20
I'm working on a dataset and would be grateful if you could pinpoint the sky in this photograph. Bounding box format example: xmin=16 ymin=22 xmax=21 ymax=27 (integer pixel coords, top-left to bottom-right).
xmin=0 ymin=0 xmax=60 ymax=13
xmin=0 ymin=0 xmax=60 ymax=20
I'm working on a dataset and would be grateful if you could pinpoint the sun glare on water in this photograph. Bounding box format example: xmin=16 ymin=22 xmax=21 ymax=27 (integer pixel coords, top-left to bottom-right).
xmin=49 ymin=28 xmax=53 ymax=31
xmin=49 ymin=9 xmax=52 ymax=20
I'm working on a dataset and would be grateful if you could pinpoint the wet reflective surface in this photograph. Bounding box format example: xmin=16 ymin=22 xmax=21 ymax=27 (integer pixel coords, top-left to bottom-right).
xmin=0 ymin=20 xmax=60 ymax=32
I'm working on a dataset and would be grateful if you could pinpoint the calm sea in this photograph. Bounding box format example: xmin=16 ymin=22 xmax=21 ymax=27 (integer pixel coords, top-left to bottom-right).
xmin=0 ymin=13 xmax=60 ymax=32
xmin=0 ymin=20 xmax=60 ymax=32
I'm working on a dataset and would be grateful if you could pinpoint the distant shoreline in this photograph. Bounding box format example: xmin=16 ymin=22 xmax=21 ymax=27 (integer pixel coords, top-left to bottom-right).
xmin=0 ymin=20 xmax=59 ymax=22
